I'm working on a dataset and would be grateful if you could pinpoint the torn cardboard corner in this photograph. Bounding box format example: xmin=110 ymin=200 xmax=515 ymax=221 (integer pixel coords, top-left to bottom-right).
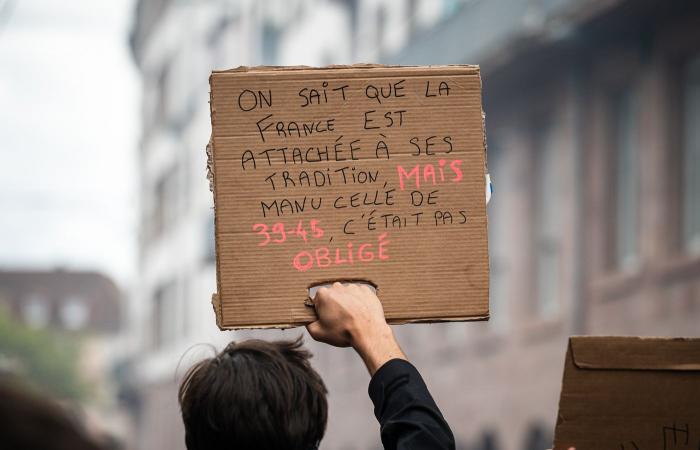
xmin=553 ymin=336 xmax=700 ymax=450
xmin=208 ymin=64 xmax=490 ymax=329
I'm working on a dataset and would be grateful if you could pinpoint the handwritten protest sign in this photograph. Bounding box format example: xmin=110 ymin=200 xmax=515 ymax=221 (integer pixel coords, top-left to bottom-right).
xmin=553 ymin=337 xmax=700 ymax=450
xmin=207 ymin=65 xmax=489 ymax=329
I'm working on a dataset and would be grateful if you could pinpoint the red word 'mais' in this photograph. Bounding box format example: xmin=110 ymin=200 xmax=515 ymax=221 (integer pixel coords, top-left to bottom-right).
xmin=292 ymin=233 xmax=390 ymax=272
xmin=397 ymin=159 xmax=463 ymax=190
xmin=252 ymin=220 xmax=324 ymax=246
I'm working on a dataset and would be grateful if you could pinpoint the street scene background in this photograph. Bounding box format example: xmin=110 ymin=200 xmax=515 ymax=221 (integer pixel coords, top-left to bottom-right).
xmin=1 ymin=0 xmax=699 ymax=449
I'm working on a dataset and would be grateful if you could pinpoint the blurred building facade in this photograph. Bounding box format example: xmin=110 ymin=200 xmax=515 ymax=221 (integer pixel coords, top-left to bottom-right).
xmin=0 ymin=269 xmax=121 ymax=333
xmin=0 ymin=269 xmax=130 ymax=445
xmin=129 ymin=1 xmax=700 ymax=449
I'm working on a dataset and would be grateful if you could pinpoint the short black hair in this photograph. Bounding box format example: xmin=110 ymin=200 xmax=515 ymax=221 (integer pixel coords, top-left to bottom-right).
xmin=178 ymin=337 xmax=327 ymax=450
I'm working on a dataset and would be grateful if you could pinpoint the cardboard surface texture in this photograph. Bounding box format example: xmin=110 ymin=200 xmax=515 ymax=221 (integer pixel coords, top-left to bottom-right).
xmin=553 ymin=336 xmax=700 ymax=450
xmin=208 ymin=65 xmax=489 ymax=329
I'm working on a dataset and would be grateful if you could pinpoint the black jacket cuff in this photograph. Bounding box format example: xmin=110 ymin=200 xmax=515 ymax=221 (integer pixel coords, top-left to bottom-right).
xmin=368 ymin=358 xmax=417 ymax=408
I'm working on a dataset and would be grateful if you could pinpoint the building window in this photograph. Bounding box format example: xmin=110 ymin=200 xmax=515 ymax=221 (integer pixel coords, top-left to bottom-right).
xmin=152 ymin=281 xmax=178 ymax=349
xmin=471 ymin=429 xmax=501 ymax=450
xmin=261 ymin=23 xmax=280 ymax=65
xmin=207 ymin=13 xmax=240 ymax=69
xmin=156 ymin=62 xmax=170 ymax=125
xmin=533 ymin=121 xmax=562 ymax=318
xmin=60 ymin=296 xmax=89 ymax=331
xmin=151 ymin=166 xmax=179 ymax=239
xmin=339 ymin=0 xmax=359 ymax=37
xmin=204 ymin=213 xmax=216 ymax=264
xmin=522 ymin=423 xmax=553 ymax=450
xmin=488 ymin=142 xmax=508 ymax=330
xmin=180 ymin=277 xmax=190 ymax=336
xmin=376 ymin=5 xmax=388 ymax=52
xmin=442 ymin=0 xmax=461 ymax=18
xmin=22 ymin=294 xmax=50 ymax=329
xmin=682 ymin=55 xmax=700 ymax=254
xmin=152 ymin=176 xmax=167 ymax=238
xmin=609 ymin=86 xmax=640 ymax=270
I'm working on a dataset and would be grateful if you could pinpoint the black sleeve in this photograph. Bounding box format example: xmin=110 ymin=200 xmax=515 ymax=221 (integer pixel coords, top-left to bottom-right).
xmin=368 ymin=358 xmax=455 ymax=450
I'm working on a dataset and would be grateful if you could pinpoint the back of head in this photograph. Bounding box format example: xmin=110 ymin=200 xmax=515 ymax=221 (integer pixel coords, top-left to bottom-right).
xmin=0 ymin=379 xmax=103 ymax=450
xmin=178 ymin=337 xmax=327 ymax=450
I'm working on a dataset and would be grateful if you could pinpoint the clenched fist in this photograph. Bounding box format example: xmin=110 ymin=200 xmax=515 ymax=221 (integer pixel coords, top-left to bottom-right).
xmin=306 ymin=282 xmax=406 ymax=375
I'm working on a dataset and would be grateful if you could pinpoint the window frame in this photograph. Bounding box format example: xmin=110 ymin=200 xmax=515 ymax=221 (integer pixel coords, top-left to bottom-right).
xmin=605 ymin=82 xmax=642 ymax=273
xmin=530 ymin=116 xmax=564 ymax=319
xmin=679 ymin=53 xmax=700 ymax=254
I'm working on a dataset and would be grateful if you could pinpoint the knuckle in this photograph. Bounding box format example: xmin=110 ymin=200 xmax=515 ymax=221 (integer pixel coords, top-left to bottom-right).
xmin=306 ymin=322 xmax=320 ymax=336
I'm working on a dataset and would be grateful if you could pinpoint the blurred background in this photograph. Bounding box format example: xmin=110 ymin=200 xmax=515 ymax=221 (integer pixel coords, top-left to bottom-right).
xmin=1 ymin=0 xmax=699 ymax=449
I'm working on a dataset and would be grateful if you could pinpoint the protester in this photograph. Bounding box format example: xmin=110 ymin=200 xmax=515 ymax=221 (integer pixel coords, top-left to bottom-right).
xmin=178 ymin=282 xmax=455 ymax=450
xmin=0 ymin=379 xmax=104 ymax=450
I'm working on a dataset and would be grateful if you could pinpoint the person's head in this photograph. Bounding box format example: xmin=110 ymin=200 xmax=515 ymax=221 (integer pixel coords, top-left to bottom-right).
xmin=0 ymin=378 xmax=103 ymax=450
xmin=178 ymin=337 xmax=327 ymax=450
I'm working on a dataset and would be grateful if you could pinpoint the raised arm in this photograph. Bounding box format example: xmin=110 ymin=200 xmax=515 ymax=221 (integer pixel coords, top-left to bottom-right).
xmin=306 ymin=282 xmax=455 ymax=450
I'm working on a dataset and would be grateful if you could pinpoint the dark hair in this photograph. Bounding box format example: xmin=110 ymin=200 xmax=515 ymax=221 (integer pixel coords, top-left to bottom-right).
xmin=0 ymin=379 xmax=103 ymax=450
xmin=178 ymin=337 xmax=327 ymax=450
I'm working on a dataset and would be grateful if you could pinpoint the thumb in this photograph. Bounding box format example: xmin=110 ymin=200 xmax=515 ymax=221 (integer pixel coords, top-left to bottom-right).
xmin=306 ymin=321 xmax=330 ymax=343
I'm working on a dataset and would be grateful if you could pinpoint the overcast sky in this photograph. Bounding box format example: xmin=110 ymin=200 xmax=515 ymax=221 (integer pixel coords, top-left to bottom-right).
xmin=0 ymin=0 xmax=139 ymax=287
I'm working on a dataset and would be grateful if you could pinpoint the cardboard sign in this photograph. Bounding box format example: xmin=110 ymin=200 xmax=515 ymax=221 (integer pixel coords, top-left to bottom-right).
xmin=207 ymin=65 xmax=489 ymax=329
xmin=553 ymin=336 xmax=700 ymax=450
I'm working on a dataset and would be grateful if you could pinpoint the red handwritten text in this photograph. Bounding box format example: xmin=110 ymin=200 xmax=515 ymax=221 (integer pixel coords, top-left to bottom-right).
xmin=292 ymin=233 xmax=390 ymax=272
xmin=397 ymin=159 xmax=463 ymax=190
xmin=252 ymin=219 xmax=324 ymax=246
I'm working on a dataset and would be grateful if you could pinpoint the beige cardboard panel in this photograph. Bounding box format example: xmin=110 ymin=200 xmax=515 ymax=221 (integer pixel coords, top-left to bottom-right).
xmin=570 ymin=336 xmax=700 ymax=370
xmin=209 ymin=65 xmax=489 ymax=328
xmin=211 ymin=77 xmax=482 ymax=148
xmin=211 ymin=126 xmax=485 ymax=161
xmin=210 ymin=69 xmax=481 ymax=132
xmin=553 ymin=337 xmax=700 ymax=450
xmin=215 ymin=220 xmax=489 ymax=327
xmin=213 ymin=153 xmax=486 ymax=235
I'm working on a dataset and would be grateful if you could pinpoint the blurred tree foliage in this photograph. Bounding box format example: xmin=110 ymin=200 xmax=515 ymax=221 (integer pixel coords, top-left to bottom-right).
xmin=0 ymin=309 xmax=88 ymax=400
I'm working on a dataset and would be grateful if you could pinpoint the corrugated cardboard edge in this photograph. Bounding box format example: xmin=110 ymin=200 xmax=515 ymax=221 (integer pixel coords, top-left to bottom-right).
xmin=206 ymin=138 xmax=215 ymax=194
xmin=479 ymin=68 xmax=490 ymax=321
xmin=211 ymin=293 xmax=223 ymax=329
xmin=208 ymin=63 xmax=488 ymax=330
xmin=478 ymin=65 xmax=488 ymax=178
xmin=569 ymin=335 xmax=700 ymax=371
xmin=212 ymin=63 xmax=480 ymax=75
xmin=207 ymin=72 xmax=226 ymax=330
xmin=553 ymin=338 xmax=573 ymax=442
xmin=215 ymin=314 xmax=490 ymax=330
